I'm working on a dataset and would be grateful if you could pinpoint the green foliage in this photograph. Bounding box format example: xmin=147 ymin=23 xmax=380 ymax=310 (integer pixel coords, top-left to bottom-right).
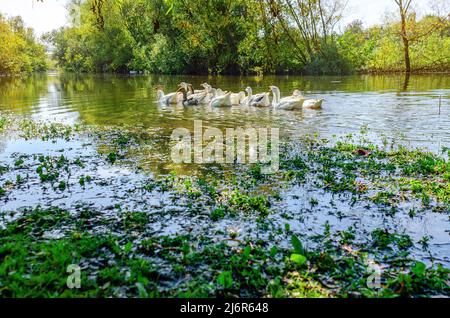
xmin=40 ymin=1 xmax=450 ymax=75
xmin=291 ymin=234 xmax=306 ymax=256
xmin=229 ymin=190 xmax=270 ymax=216
xmin=290 ymin=254 xmax=307 ymax=266
xmin=339 ymin=16 xmax=450 ymax=73
xmin=217 ymin=271 xmax=233 ymax=289
xmin=0 ymin=15 xmax=47 ymax=75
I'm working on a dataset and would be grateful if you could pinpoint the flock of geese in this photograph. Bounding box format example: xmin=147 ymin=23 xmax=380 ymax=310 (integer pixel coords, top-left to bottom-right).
xmin=156 ymin=82 xmax=324 ymax=110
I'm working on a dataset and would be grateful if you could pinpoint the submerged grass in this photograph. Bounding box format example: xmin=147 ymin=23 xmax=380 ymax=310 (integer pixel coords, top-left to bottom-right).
xmin=0 ymin=115 xmax=449 ymax=298
xmin=1 ymin=207 xmax=448 ymax=298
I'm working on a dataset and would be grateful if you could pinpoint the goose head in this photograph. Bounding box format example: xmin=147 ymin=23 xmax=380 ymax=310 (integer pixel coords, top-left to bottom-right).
xmin=269 ymin=86 xmax=280 ymax=93
xmin=269 ymin=86 xmax=281 ymax=104
xmin=187 ymin=84 xmax=195 ymax=94
xmin=202 ymin=83 xmax=212 ymax=93
xmin=156 ymin=85 xmax=165 ymax=100
xmin=178 ymin=82 xmax=189 ymax=91
xmin=292 ymin=90 xmax=304 ymax=98
xmin=176 ymin=87 xmax=188 ymax=100
xmin=216 ymin=88 xmax=225 ymax=96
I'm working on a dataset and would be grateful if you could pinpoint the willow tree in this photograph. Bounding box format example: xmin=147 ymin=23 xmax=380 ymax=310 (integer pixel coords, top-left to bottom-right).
xmin=264 ymin=0 xmax=346 ymax=65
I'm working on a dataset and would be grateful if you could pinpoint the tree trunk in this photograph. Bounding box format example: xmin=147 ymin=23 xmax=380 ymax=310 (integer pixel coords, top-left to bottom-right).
xmin=396 ymin=0 xmax=412 ymax=73
xmin=400 ymin=14 xmax=411 ymax=73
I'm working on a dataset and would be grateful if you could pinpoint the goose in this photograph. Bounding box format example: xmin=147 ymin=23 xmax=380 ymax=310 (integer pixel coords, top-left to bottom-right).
xmin=292 ymin=89 xmax=323 ymax=109
xmin=186 ymin=84 xmax=210 ymax=102
xmin=230 ymin=91 xmax=246 ymax=105
xmin=201 ymin=83 xmax=212 ymax=92
xmin=215 ymin=88 xmax=228 ymax=97
xmin=178 ymin=82 xmax=200 ymax=95
xmin=270 ymin=86 xmax=306 ymax=110
xmin=302 ymin=98 xmax=324 ymax=109
xmin=179 ymin=82 xmax=204 ymax=95
xmin=210 ymin=92 xmax=232 ymax=107
xmin=250 ymin=92 xmax=271 ymax=107
xmin=203 ymin=87 xmax=216 ymax=104
xmin=177 ymin=83 xmax=210 ymax=104
xmin=240 ymin=87 xmax=253 ymax=106
xmin=292 ymin=90 xmax=305 ymax=98
xmin=156 ymin=86 xmax=181 ymax=104
xmin=241 ymin=87 xmax=271 ymax=107
xmin=177 ymin=87 xmax=206 ymax=106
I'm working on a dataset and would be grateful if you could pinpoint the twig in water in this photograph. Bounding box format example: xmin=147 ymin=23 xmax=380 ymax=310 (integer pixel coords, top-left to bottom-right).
xmin=439 ymin=95 xmax=441 ymax=115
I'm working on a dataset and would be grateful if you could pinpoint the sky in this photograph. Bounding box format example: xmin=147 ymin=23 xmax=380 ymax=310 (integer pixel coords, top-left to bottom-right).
xmin=0 ymin=0 xmax=439 ymax=36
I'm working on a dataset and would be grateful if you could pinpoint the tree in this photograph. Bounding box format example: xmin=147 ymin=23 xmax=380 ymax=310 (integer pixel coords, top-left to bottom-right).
xmin=0 ymin=14 xmax=47 ymax=75
xmin=394 ymin=0 xmax=449 ymax=73
xmin=394 ymin=0 xmax=412 ymax=73
xmin=265 ymin=0 xmax=347 ymax=64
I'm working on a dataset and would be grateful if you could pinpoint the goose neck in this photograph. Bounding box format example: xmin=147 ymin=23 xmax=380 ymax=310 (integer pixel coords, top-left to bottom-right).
xmin=157 ymin=90 xmax=164 ymax=100
xmin=272 ymin=88 xmax=280 ymax=104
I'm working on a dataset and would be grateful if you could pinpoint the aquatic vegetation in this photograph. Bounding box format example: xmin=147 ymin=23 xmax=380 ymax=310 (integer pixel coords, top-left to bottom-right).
xmin=210 ymin=207 xmax=226 ymax=221
xmin=0 ymin=115 xmax=448 ymax=298
xmin=0 ymin=117 xmax=7 ymax=131
xmin=371 ymin=229 xmax=413 ymax=251
xmin=79 ymin=175 xmax=92 ymax=187
xmin=228 ymin=190 xmax=270 ymax=216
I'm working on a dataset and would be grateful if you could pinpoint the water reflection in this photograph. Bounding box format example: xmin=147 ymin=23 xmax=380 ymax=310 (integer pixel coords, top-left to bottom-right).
xmin=0 ymin=73 xmax=449 ymax=175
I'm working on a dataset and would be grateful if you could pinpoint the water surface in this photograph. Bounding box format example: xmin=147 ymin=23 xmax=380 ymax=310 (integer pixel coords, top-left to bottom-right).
xmin=0 ymin=73 xmax=449 ymax=266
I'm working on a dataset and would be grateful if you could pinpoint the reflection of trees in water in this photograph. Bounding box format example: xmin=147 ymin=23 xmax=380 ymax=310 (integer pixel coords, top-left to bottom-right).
xmin=1 ymin=73 xmax=448 ymax=175
xmin=0 ymin=74 xmax=48 ymax=114
xmin=0 ymin=135 xmax=6 ymax=156
xmin=402 ymin=73 xmax=410 ymax=92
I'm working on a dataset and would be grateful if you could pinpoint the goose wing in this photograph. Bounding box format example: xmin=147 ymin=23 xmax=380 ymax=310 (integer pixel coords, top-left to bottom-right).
xmin=250 ymin=93 xmax=270 ymax=107
xmin=276 ymin=96 xmax=305 ymax=110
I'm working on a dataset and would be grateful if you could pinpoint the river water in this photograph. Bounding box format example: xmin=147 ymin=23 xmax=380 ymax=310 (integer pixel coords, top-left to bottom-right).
xmin=0 ymin=73 xmax=449 ymax=266
xmin=1 ymin=73 xmax=449 ymax=149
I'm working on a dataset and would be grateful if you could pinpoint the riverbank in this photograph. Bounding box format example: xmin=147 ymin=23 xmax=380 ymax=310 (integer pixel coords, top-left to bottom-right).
xmin=0 ymin=115 xmax=448 ymax=297
xmin=3 ymin=69 xmax=450 ymax=78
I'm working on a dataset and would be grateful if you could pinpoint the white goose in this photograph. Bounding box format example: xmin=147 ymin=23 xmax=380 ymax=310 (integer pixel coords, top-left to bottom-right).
xmin=210 ymin=91 xmax=233 ymax=107
xmin=179 ymin=82 xmax=205 ymax=95
xmin=240 ymin=87 xmax=253 ymax=106
xmin=203 ymin=86 xmax=216 ymax=104
xmin=187 ymin=84 xmax=210 ymax=103
xmin=293 ymin=89 xmax=323 ymax=109
xmin=302 ymin=99 xmax=324 ymax=109
xmin=230 ymin=91 xmax=246 ymax=105
xmin=177 ymin=87 xmax=206 ymax=106
xmin=292 ymin=90 xmax=304 ymax=98
xmin=215 ymin=88 xmax=228 ymax=97
xmin=241 ymin=87 xmax=271 ymax=107
xmin=156 ymin=86 xmax=181 ymax=104
xmin=250 ymin=92 xmax=271 ymax=107
xmin=270 ymin=86 xmax=306 ymax=110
